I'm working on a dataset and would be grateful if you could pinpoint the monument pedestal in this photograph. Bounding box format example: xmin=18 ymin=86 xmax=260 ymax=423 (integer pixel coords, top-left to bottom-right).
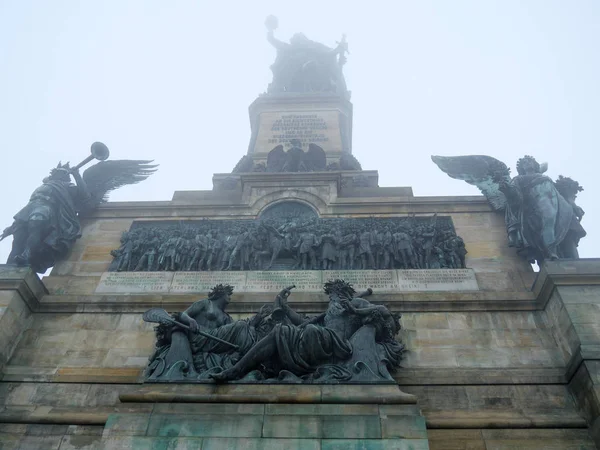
xmin=1 ymin=18 xmax=597 ymax=449
xmin=98 ymin=384 xmax=428 ymax=450
xmin=247 ymin=93 xmax=353 ymax=165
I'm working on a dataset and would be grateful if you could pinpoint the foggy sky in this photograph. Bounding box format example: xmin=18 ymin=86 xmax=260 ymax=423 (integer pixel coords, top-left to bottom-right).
xmin=1 ymin=0 xmax=598 ymax=265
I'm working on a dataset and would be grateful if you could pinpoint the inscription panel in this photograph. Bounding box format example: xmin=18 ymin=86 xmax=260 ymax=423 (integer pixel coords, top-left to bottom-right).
xmin=245 ymin=271 xmax=322 ymax=292
xmin=396 ymin=269 xmax=478 ymax=291
xmin=96 ymin=272 xmax=173 ymax=294
xmin=171 ymin=272 xmax=247 ymax=294
xmin=324 ymin=270 xmax=399 ymax=292
xmin=253 ymin=110 xmax=342 ymax=154
xmin=95 ymin=269 xmax=479 ymax=294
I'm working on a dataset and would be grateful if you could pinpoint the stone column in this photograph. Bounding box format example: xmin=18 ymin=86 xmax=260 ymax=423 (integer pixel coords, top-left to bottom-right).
xmin=536 ymin=259 xmax=600 ymax=447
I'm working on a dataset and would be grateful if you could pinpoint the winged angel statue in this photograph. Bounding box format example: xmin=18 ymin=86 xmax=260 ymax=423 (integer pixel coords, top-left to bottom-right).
xmin=432 ymin=155 xmax=586 ymax=265
xmin=1 ymin=142 xmax=156 ymax=272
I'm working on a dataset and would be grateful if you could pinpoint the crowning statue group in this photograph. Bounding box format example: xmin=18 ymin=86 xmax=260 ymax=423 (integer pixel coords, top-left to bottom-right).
xmin=109 ymin=215 xmax=467 ymax=273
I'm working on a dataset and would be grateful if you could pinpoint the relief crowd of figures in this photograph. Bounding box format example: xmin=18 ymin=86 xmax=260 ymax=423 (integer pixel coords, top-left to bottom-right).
xmin=109 ymin=216 xmax=467 ymax=272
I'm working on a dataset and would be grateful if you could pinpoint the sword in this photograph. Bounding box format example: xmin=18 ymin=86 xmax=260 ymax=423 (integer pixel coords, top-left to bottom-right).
xmin=143 ymin=307 xmax=239 ymax=350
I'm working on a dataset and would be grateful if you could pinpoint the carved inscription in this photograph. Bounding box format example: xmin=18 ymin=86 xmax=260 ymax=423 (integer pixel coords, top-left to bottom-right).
xmin=254 ymin=110 xmax=342 ymax=154
xmin=96 ymin=272 xmax=173 ymax=294
xmin=95 ymin=269 xmax=479 ymax=294
xmin=397 ymin=269 xmax=478 ymax=291
xmin=268 ymin=114 xmax=329 ymax=145
xmin=324 ymin=270 xmax=398 ymax=291
xmin=245 ymin=271 xmax=322 ymax=292
xmin=171 ymin=272 xmax=246 ymax=294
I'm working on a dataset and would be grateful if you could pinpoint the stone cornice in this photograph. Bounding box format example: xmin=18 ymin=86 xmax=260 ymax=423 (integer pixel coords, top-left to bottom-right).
xmin=0 ymin=266 xmax=46 ymax=312
xmin=533 ymin=259 xmax=600 ymax=309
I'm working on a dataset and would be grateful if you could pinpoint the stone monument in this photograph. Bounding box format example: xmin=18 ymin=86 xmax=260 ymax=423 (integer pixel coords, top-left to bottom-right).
xmin=0 ymin=17 xmax=598 ymax=450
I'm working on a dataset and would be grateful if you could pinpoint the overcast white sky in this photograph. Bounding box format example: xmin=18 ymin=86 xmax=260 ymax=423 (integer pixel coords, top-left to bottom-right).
xmin=0 ymin=0 xmax=598 ymax=263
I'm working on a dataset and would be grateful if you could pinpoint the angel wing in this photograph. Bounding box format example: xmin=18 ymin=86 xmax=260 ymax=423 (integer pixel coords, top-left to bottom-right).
xmin=305 ymin=144 xmax=327 ymax=171
xmin=267 ymin=145 xmax=286 ymax=172
xmin=431 ymin=155 xmax=510 ymax=211
xmin=82 ymin=160 xmax=157 ymax=208
xmin=231 ymin=155 xmax=254 ymax=173
xmin=339 ymin=152 xmax=362 ymax=170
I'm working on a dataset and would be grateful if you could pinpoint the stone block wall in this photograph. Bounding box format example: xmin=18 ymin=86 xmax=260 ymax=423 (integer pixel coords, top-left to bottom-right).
xmin=399 ymin=311 xmax=564 ymax=377
xmin=3 ymin=261 xmax=600 ymax=448
xmin=0 ymin=267 xmax=41 ymax=377
xmin=3 ymin=313 xmax=153 ymax=384
xmin=0 ymin=291 xmax=31 ymax=374
xmin=1 ymin=309 xmax=566 ymax=387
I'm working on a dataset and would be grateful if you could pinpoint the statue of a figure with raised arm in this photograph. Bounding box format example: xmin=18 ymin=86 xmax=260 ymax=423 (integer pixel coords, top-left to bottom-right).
xmin=264 ymin=15 xmax=349 ymax=96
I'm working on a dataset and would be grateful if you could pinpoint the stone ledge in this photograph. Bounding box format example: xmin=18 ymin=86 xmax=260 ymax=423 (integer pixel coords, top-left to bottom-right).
xmin=35 ymin=290 xmax=537 ymax=314
xmin=395 ymin=367 xmax=567 ymax=385
xmin=0 ymin=266 xmax=47 ymax=312
xmin=93 ymin=437 xmax=431 ymax=450
xmin=534 ymin=259 xmax=600 ymax=307
xmin=119 ymin=384 xmax=417 ymax=405
xmin=0 ymin=405 xmax=587 ymax=431
xmin=428 ymin=428 xmax=596 ymax=450
xmin=52 ymin=367 xmax=144 ymax=384
xmin=425 ymin=410 xmax=588 ymax=429
xmin=0 ymin=404 xmax=152 ymax=425
xmin=31 ymin=259 xmax=600 ymax=313
xmin=1 ymin=367 xmax=569 ymax=386
xmin=0 ymin=366 xmax=144 ymax=384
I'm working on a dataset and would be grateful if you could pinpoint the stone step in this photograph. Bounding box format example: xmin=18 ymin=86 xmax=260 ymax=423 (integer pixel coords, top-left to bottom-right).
xmin=101 ymin=401 xmax=430 ymax=447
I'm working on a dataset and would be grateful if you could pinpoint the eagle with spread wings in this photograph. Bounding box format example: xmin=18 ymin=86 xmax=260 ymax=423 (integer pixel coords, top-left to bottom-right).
xmin=267 ymin=142 xmax=327 ymax=173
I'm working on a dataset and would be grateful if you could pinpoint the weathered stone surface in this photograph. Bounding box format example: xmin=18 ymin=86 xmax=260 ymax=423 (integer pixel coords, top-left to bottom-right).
xmin=381 ymin=415 xmax=428 ymax=439
xmin=154 ymin=403 xmax=265 ymax=415
xmin=202 ymin=437 xmax=321 ymax=450
xmin=262 ymin=415 xmax=322 ymax=438
xmin=9 ymin=52 xmax=600 ymax=450
xmin=96 ymin=272 xmax=173 ymax=293
xmin=56 ymin=434 xmax=103 ymax=450
xmin=0 ymin=267 xmax=41 ymax=376
xmin=102 ymin=414 xmax=149 ymax=437
xmin=252 ymin=109 xmax=345 ymax=155
xmin=171 ymin=271 xmax=247 ymax=293
xmin=4 ymin=258 xmax=600 ymax=449
xmin=428 ymin=429 xmax=485 ymax=450
xmin=245 ymin=270 xmax=323 ymax=292
xmin=94 ymin=269 xmax=479 ymax=294
xmin=481 ymin=429 xmax=595 ymax=450
xmin=321 ymin=439 xmax=430 ymax=450
xmin=321 ymin=415 xmax=382 ymax=439
xmin=119 ymin=384 xmax=416 ymax=405
xmin=146 ymin=414 xmax=264 ymax=438
xmin=265 ymin=404 xmax=380 ymax=416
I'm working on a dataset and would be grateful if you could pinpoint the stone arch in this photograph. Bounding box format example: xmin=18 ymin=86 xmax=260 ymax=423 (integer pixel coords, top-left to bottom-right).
xmin=259 ymin=200 xmax=319 ymax=220
xmin=251 ymin=189 xmax=328 ymax=217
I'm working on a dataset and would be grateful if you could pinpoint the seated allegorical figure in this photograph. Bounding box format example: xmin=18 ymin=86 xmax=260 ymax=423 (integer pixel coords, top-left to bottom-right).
xmin=211 ymin=279 xmax=404 ymax=383
xmin=145 ymin=284 xmax=276 ymax=381
xmin=144 ymin=280 xmax=404 ymax=383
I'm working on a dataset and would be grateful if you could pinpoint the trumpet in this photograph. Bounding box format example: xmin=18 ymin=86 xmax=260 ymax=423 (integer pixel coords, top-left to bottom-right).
xmin=71 ymin=142 xmax=110 ymax=172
